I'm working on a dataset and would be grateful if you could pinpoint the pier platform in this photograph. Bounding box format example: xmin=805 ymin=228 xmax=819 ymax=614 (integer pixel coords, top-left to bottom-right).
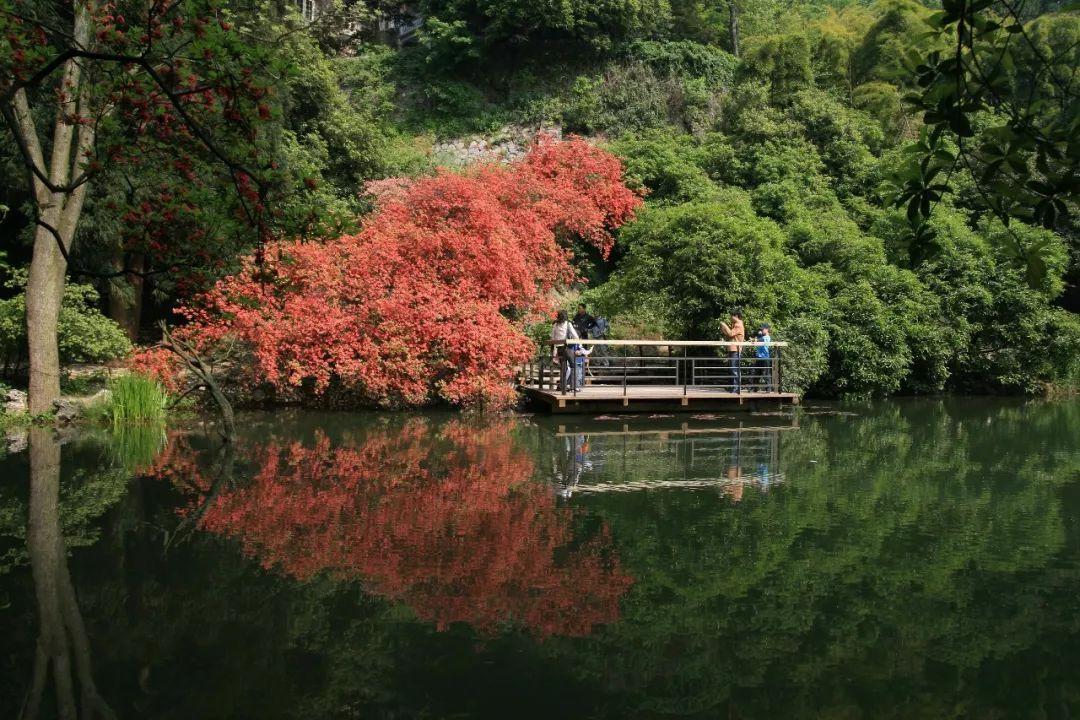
xmin=521 ymin=338 xmax=800 ymax=414
xmin=522 ymin=384 xmax=799 ymax=413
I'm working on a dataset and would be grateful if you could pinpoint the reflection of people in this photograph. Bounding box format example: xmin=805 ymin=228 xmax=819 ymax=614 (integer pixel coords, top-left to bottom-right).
xmin=551 ymin=310 xmax=580 ymax=393
xmin=556 ymin=434 xmax=593 ymax=499
xmin=719 ymin=310 xmax=745 ymax=392
xmin=575 ymin=436 xmax=592 ymax=473
xmin=756 ymin=462 xmax=772 ymax=491
xmin=724 ymin=464 xmax=744 ymax=502
xmin=551 ymin=433 xmax=595 ymax=499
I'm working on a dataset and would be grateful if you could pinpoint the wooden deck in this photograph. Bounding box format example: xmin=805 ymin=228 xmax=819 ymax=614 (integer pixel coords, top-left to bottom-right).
xmin=522 ymin=384 xmax=799 ymax=414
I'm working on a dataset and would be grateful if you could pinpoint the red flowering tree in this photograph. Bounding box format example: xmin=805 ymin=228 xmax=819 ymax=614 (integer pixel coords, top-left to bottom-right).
xmin=1 ymin=0 xmax=288 ymax=413
xmin=151 ymin=420 xmax=633 ymax=638
xmin=152 ymin=137 xmax=641 ymax=408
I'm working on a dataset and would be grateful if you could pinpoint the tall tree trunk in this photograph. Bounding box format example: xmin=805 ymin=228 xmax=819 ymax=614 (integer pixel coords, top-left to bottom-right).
xmin=728 ymin=0 xmax=740 ymax=58
xmin=7 ymin=0 xmax=95 ymax=416
xmin=108 ymin=253 xmax=145 ymax=342
xmin=26 ymin=225 xmax=69 ymax=416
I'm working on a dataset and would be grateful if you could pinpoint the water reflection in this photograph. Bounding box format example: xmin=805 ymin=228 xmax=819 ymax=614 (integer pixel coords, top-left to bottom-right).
xmin=547 ymin=418 xmax=792 ymax=498
xmin=22 ymin=427 xmax=114 ymax=720
xmin=150 ymin=418 xmax=633 ymax=637
xmin=3 ymin=400 xmax=1080 ymax=719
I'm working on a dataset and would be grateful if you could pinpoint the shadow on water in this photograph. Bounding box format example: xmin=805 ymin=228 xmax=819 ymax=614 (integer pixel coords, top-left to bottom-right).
xmin=1 ymin=398 xmax=1080 ymax=718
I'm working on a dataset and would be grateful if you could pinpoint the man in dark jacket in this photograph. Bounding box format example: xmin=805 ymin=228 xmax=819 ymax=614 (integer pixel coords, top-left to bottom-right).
xmin=572 ymin=303 xmax=596 ymax=338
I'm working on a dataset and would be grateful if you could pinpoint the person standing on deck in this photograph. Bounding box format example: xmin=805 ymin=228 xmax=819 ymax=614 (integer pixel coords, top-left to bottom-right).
xmin=753 ymin=325 xmax=771 ymax=391
xmin=551 ymin=310 xmax=580 ymax=393
xmin=572 ymin=303 xmax=596 ymax=339
xmin=719 ymin=310 xmax=745 ymax=391
xmin=575 ymin=342 xmax=593 ymax=389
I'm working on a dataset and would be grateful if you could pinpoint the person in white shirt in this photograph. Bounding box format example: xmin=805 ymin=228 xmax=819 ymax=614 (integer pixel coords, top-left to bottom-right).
xmin=551 ymin=310 xmax=579 ymax=392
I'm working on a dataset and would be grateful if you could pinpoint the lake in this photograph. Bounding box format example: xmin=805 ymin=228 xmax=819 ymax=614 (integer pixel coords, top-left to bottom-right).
xmin=2 ymin=398 xmax=1080 ymax=719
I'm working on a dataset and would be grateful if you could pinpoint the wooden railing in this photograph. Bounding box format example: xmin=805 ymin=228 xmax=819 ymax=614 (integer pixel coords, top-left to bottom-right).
xmin=522 ymin=339 xmax=789 ymax=396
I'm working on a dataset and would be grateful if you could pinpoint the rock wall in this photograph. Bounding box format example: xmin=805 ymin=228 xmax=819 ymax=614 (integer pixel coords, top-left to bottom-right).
xmin=430 ymin=125 xmax=564 ymax=166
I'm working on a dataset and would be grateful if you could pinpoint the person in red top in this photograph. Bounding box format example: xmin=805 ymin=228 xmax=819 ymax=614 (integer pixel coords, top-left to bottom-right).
xmin=719 ymin=310 xmax=745 ymax=392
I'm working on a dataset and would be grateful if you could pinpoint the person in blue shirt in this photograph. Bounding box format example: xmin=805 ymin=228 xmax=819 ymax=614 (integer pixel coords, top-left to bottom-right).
xmin=574 ymin=343 xmax=593 ymax=389
xmin=754 ymin=325 xmax=772 ymax=391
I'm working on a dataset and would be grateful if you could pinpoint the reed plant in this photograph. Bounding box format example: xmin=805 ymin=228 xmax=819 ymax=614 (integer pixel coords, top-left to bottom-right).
xmin=105 ymin=373 xmax=168 ymax=426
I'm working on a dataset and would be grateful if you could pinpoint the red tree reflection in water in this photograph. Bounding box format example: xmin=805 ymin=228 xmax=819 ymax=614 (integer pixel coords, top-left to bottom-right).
xmin=160 ymin=420 xmax=632 ymax=637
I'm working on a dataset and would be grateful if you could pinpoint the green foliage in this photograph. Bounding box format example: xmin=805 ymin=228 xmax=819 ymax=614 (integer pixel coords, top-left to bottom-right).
xmin=418 ymin=0 xmax=674 ymax=56
xmin=893 ymin=1 xmax=1079 ymax=240
xmin=850 ymin=0 xmax=937 ymax=84
xmin=599 ymin=192 xmax=826 ymax=340
xmin=565 ymin=64 xmax=678 ymax=135
xmin=619 ymin=40 xmax=737 ymax=84
xmin=851 ymin=80 xmax=909 ymax=139
xmin=57 ymin=285 xmax=134 ymax=364
xmin=103 ymin=374 xmax=168 ymax=426
xmin=807 ymin=4 xmax=877 ymax=90
xmin=0 ymin=283 xmax=130 ymax=369
xmin=741 ymin=33 xmax=813 ymax=100
xmin=875 ymin=205 xmax=1080 ymax=392
xmin=609 ymin=131 xmax=717 ymax=203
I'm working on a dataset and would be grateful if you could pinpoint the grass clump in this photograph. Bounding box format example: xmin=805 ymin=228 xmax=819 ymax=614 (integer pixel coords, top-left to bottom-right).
xmin=103 ymin=373 xmax=168 ymax=425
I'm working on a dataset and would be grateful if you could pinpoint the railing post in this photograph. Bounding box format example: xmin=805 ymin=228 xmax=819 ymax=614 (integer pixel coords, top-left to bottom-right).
xmin=573 ymin=344 xmax=578 ymax=397
xmin=622 ymin=346 xmax=628 ymax=398
xmin=736 ymin=345 xmax=742 ymax=395
xmin=773 ymin=346 xmax=780 ymax=393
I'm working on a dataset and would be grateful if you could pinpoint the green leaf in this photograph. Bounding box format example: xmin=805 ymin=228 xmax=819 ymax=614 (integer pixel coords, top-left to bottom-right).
xmin=949 ymin=113 xmax=974 ymax=137
xmin=907 ymin=197 xmax=922 ymax=224
xmin=1025 ymin=255 xmax=1047 ymax=287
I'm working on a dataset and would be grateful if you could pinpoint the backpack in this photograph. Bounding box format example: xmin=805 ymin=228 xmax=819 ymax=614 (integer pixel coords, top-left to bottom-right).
xmin=591 ymin=316 xmax=610 ymax=338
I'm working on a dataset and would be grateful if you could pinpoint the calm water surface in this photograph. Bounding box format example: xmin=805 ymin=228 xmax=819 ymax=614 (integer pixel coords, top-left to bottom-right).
xmin=2 ymin=399 xmax=1080 ymax=719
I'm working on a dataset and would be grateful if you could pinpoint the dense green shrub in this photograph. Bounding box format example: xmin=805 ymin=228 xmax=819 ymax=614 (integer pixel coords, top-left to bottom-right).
xmin=620 ymin=40 xmax=737 ymax=85
xmin=610 ymin=132 xmax=716 ymax=203
xmin=877 ymin=207 xmax=1080 ymax=393
xmin=565 ymin=64 xmax=678 ymax=135
xmin=0 ymin=283 xmax=130 ymax=369
xmin=741 ymin=33 xmax=813 ymax=100
xmin=425 ymin=0 xmax=673 ymax=49
xmin=850 ymin=0 xmax=937 ymax=85
xmin=597 ymin=192 xmax=827 ymax=339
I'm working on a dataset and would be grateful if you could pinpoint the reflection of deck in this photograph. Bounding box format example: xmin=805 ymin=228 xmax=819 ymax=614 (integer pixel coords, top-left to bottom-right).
xmin=564 ymin=473 xmax=786 ymax=494
xmin=549 ymin=422 xmax=790 ymax=498
xmin=524 ymin=385 xmax=799 ymax=414
xmin=553 ymin=424 xmax=798 ymax=437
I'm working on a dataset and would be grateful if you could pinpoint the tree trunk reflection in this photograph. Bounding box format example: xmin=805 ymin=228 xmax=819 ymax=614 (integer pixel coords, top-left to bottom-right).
xmin=22 ymin=427 xmax=115 ymax=720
